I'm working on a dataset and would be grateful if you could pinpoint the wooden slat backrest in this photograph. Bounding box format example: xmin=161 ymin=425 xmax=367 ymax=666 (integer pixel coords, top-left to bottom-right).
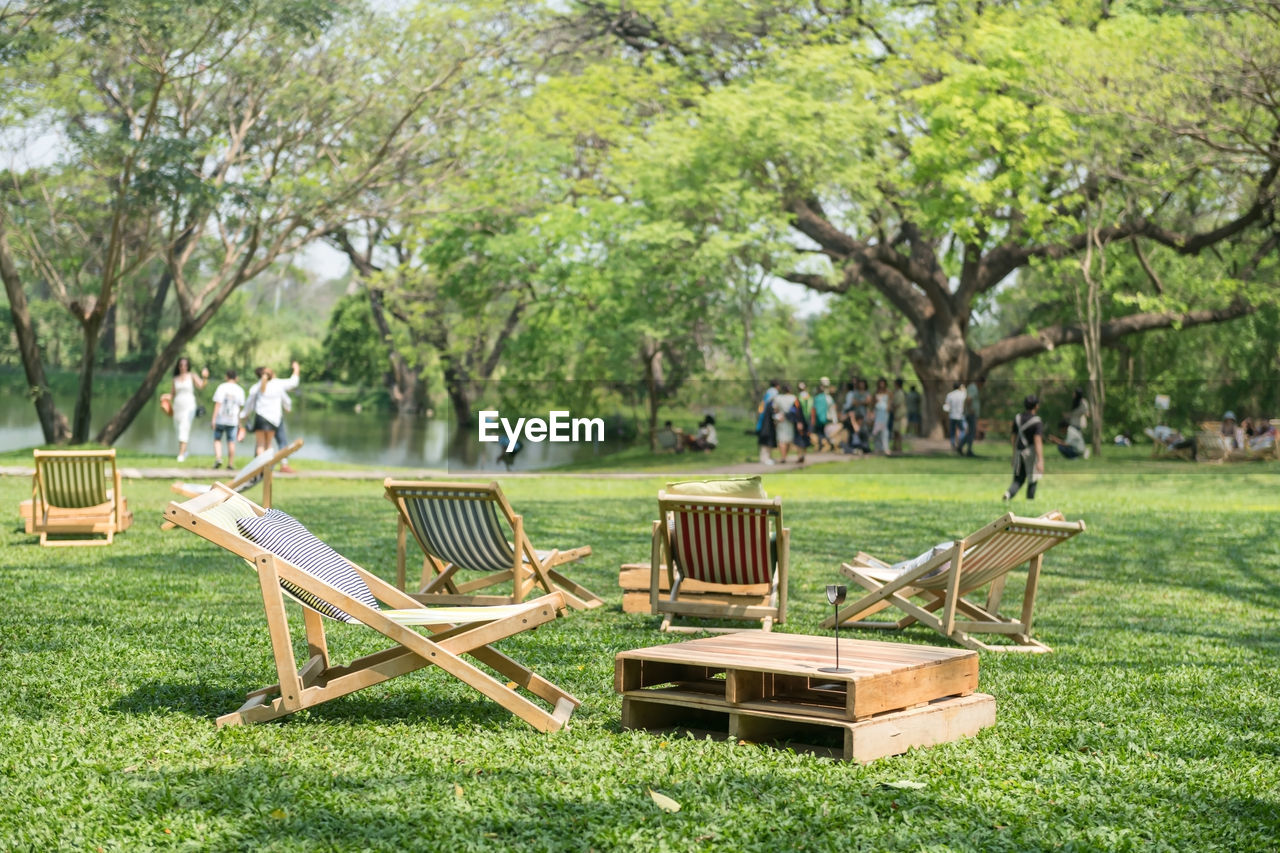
xmin=658 ymin=492 xmax=782 ymax=587
xmin=385 ymin=481 xmax=516 ymax=574
xmin=231 ymin=439 xmax=303 ymax=492
xmin=34 ymin=450 xmax=112 ymax=510
xmin=912 ymin=514 xmax=1085 ymax=593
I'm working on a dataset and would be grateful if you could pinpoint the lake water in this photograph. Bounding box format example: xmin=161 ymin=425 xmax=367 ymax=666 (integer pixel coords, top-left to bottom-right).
xmin=0 ymin=372 xmax=626 ymax=471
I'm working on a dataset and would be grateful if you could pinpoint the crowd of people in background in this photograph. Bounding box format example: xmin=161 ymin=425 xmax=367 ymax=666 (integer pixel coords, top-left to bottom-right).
xmin=755 ymin=375 xmax=923 ymax=464
xmin=161 ymin=359 xmax=302 ymax=470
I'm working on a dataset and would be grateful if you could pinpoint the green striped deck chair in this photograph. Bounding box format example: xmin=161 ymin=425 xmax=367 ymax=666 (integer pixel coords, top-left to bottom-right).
xmin=384 ymin=479 xmax=603 ymax=611
xmin=164 ymin=484 xmax=580 ymax=731
xmin=24 ymin=449 xmax=132 ymax=546
xmin=823 ymin=511 xmax=1086 ymax=652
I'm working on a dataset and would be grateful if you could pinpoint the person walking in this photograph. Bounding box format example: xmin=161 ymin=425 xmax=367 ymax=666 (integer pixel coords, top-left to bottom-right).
xmin=872 ymin=377 xmax=891 ymax=454
xmin=944 ymin=381 xmax=967 ymax=453
xmin=210 ymin=369 xmax=246 ymax=470
xmin=171 ymin=357 xmax=208 ymax=462
xmin=891 ymin=377 xmax=908 ymax=454
xmin=772 ymin=383 xmax=799 ymax=463
xmin=813 ymin=378 xmax=836 ymax=451
xmin=906 ymin=384 xmax=922 ymax=436
xmin=1066 ymin=388 xmax=1090 ymax=432
xmin=962 ymin=376 xmax=983 ymax=457
xmin=243 ymin=361 xmax=301 ymax=458
xmin=756 ymin=379 xmax=779 ymax=465
xmin=1003 ymin=395 xmax=1044 ymax=501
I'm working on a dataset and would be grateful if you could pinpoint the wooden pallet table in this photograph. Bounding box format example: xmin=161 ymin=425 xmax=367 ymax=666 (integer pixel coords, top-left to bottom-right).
xmin=616 ymin=631 xmax=994 ymax=762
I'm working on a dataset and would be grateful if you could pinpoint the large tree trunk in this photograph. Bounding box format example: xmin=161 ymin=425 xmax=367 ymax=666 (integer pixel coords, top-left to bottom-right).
xmin=135 ymin=268 xmax=172 ymax=365
xmin=641 ymin=339 xmax=665 ymax=451
xmin=366 ymin=286 xmax=428 ymax=416
xmin=71 ymin=315 xmax=103 ymax=443
xmin=0 ymin=221 xmax=70 ymax=444
xmin=442 ymin=362 xmax=478 ymax=428
xmin=908 ymin=318 xmax=971 ymax=439
xmin=100 ymin=302 xmax=117 ymax=368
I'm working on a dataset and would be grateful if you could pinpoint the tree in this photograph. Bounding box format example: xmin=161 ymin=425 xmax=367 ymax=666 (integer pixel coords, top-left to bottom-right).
xmin=573 ymin=1 xmax=1280 ymax=435
xmin=1 ymin=1 xmax=483 ymax=443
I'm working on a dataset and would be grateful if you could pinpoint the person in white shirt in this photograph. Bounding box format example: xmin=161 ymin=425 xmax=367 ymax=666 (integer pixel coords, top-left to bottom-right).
xmin=243 ymin=361 xmax=300 ymax=457
xmin=944 ymin=382 xmax=967 ymax=452
xmin=210 ymin=370 xmax=246 ymax=470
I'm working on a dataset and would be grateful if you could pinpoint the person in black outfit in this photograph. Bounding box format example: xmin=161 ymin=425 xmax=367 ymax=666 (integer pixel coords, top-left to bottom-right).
xmin=1003 ymin=395 xmax=1044 ymax=500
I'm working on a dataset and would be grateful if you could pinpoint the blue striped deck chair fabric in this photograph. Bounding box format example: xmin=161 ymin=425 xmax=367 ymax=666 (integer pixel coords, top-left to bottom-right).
xmin=651 ymin=491 xmax=789 ymax=633
xmin=384 ymin=479 xmax=603 ymax=611
xmin=24 ymin=449 xmax=132 ymax=546
xmin=162 ymin=483 xmax=581 ymax=732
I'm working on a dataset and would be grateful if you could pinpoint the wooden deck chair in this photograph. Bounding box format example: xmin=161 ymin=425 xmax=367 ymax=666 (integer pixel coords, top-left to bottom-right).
xmin=164 ymin=485 xmax=580 ymax=732
xmin=823 ymin=511 xmax=1085 ymax=653
xmin=384 ymin=479 xmax=603 ymax=611
xmin=1195 ymin=431 xmax=1230 ymax=464
xmin=170 ymin=438 xmax=303 ymax=505
xmin=163 ymin=439 xmax=303 ymax=529
xmin=20 ymin=449 xmax=133 ymax=546
xmin=1144 ymin=428 xmax=1193 ymax=461
xmin=650 ymin=491 xmax=789 ymax=633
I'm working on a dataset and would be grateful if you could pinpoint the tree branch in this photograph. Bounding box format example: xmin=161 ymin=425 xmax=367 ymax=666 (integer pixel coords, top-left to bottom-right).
xmin=974 ymin=300 xmax=1259 ymax=373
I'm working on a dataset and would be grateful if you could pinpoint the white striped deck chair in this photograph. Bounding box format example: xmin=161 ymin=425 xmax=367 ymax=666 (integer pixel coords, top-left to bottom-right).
xmin=21 ymin=449 xmax=132 ymax=546
xmin=823 ymin=511 xmax=1086 ymax=652
xmin=384 ymin=479 xmax=603 ymax=611
xmin=163 ymin=484 xmax=580 ymax=732
xmin=169 ymin=439 xmax=303 ymax=509
xmin=650 ymin=491 xmax=789 ymax=633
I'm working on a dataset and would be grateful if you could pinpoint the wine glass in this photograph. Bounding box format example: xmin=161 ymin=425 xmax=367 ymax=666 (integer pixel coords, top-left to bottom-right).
xmin=818 ymin=584 xmax=852 ymax=673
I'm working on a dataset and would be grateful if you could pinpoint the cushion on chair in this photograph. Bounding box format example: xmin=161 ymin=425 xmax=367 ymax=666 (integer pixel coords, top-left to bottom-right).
xmin=235 ymin=509 xmax=380 ymax=623
xmin=890 ymin=541 xmax=956 ymax=580
xmin=665 ymin=476 xmax=767 ymax=500
xmin=197 ymin=493 xmax=261 ymax=535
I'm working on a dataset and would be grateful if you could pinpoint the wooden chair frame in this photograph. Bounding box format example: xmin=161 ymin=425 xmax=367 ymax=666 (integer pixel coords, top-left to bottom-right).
xmin=165 ymin=485 xmax=580 ymax=732
xmin=650 ymin=491 xmax=789 ymax=633
xmin=822 ymin=511 xmax=1085 ymax=653
xmin=169 ymin=438 xmax=303 ymax=508
xmin=24 ymin=449 xmax=132 ymax=546
xmin=384 ymin=479 xmax=602 ymax=611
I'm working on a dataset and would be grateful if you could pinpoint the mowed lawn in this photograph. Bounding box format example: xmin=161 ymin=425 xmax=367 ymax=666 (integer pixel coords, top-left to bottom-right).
xmin=1 ymin=457 xmax=1277 ymax=851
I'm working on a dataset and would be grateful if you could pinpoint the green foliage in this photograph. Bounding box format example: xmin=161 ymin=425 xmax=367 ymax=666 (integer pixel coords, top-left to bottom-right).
xmin=304 ymin=291 xmax=387 ymax=388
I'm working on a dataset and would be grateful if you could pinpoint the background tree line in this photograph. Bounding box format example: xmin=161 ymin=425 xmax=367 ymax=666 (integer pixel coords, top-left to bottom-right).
xmin=2 ymin=0 xmax=1278 ymax=450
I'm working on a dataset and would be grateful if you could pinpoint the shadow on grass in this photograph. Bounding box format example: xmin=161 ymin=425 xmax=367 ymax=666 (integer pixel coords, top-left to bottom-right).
xmin=108 ymin=679 xmax=557 ymax=731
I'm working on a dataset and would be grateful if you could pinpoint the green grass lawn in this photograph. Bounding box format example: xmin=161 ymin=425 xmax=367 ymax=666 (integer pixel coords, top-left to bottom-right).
xmin=2 ymin=461 xmax=1277 ymax=850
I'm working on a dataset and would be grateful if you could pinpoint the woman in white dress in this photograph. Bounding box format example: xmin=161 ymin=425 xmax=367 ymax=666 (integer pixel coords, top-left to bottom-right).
xmin=171 ymin=357 xmax=208 ymax=462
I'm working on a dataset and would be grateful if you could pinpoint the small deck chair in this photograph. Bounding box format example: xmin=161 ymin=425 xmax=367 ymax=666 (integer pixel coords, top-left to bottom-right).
xmin=1195 ymin=431 xmax=1230 ymax=464
xmin=20 ymin=449 xmax=133 ymax=546
xmin=384 ymin=479 xmax=603 ymax=611
xmin=170 ymin=438 xmax=303 ymax=506
xmin=1144 ymin=428 xmax=1193 ymax=461
xmin=650 ymin=491 xmax=789 ymax=633
xmin=822 ymin=511 xmax=1085 ymax=653
xmin=164 ymin=485 xmax=580 ymax=732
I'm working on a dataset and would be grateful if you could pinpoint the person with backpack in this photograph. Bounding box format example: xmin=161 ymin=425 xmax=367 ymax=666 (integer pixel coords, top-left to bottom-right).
xmin=1003 ymin=395 xmax=1044 ymax=501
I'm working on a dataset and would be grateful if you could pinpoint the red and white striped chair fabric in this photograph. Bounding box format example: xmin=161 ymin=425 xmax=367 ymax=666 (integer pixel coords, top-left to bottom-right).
xmin=669 ymin=503 xmax=774 ymax=586
xmin=652 ymin=492 xmax=788 ymax=633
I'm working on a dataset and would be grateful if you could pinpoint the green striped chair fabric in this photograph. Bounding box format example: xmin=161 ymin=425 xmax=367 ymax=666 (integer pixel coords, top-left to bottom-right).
xmin=399 ymin=488 xmax=516 ymax=574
